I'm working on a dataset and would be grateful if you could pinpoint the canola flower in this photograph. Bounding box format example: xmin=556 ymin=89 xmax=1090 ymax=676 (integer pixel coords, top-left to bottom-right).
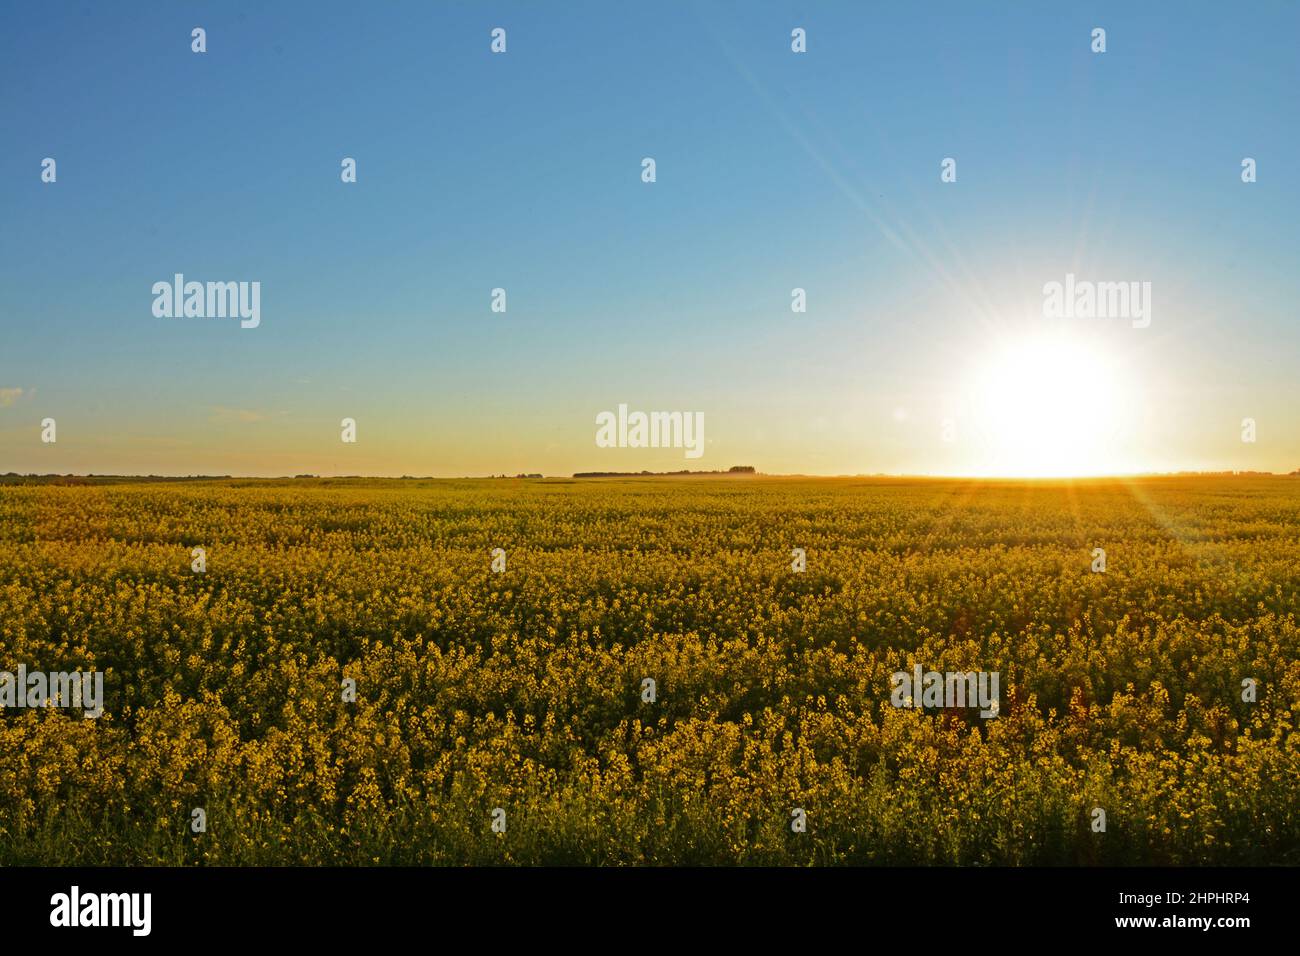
xmin=0 ymin=475 xmax=1296 ymax=865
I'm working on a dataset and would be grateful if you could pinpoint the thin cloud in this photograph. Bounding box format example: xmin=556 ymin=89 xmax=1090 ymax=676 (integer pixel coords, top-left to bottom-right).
xmin=209 ymin=406 xmax=267 ymax=424
xmin=0 ymin=387 xmax=28 ymax=408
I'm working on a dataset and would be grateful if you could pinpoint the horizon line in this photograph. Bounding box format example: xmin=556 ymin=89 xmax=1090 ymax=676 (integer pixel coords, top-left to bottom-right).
xmin=2 ymin=470 xmax=1293 ymax=482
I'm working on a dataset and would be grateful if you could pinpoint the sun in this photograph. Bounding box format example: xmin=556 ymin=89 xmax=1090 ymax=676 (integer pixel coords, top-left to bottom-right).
xmin=960 ymin=332 xmax=1134 ymax=478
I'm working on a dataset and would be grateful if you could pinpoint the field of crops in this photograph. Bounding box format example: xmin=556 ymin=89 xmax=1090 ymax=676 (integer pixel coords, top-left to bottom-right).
xmin=0 ymin=475 xmax=1296 ymax=865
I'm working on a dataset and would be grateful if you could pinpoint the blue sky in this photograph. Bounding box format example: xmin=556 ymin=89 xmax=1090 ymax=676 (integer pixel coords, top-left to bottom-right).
xmin=2 ymin=1 xmax=1297 ymax=476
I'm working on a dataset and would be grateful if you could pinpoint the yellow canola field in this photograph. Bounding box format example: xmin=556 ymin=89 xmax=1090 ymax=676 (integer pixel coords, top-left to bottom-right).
xmin=0 ymin=475 xmax=1296 ymax=865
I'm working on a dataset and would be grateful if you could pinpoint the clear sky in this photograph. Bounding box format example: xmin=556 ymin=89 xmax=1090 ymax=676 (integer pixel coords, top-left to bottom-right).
xmin=2 ymin=2 xmax=1297 ymax=477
